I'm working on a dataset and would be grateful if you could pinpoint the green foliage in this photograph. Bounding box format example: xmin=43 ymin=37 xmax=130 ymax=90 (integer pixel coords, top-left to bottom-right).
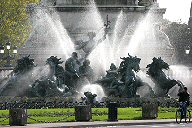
xmin=0 ymin=0 xmax=40 ymax=45
xmin=118 ymin=108 xmax=142 ymax=120
xmin=0 ymin=0 xmax=39 ymax=65
xmin=161 ymin=21 xmax=192 ymax=63
xmin=162 ymin=22 xmax=191 ymax=47
xmin=158 ymin=107 xmax=177 ymax=119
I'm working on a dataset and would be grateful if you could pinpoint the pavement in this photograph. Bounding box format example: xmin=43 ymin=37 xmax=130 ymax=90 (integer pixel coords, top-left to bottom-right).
xmin=1 ymin=119 xmax=177 ymax=128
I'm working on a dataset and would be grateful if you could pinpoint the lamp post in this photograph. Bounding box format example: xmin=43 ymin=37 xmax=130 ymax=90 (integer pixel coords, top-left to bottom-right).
xmin=0 ymin=42 xmax=17 ymax=67
xmin=185 ymin=45 xmax=190 ymax=55
xmin=183 ymin=45 xmax=191 ymax=66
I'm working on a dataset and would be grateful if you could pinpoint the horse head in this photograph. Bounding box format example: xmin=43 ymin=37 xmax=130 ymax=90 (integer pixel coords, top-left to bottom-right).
xmin=156 ymin=57 xmax=169 ymax=70
xmin=14 ymin=55 xmax=36 ymax=74
xmin=120 ymin=54 xmax=141 ymax=70
xmin=130 ymin=56 xmax=141 ymax=72
xmin=46 ymin=56 xmax=64 ymax=68
xmin=146 ymin=57 xmax=169 ymax=76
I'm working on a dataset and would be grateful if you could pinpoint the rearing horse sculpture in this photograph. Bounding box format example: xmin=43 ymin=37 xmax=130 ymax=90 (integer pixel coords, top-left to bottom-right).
xmin=31 ymin=56 xmax=69 ymax=97
xmin=118 ymin=54 xmax=154 ymax=98
xmin=119 ymin=54 xmax=140 ymax=87
xmin=0 ymin=56 xmax=36 ymax=96
xmin=96 ymin=54 xmax=154 ymax=98
xmin=146 ymin=57 xmax=184 ymax=97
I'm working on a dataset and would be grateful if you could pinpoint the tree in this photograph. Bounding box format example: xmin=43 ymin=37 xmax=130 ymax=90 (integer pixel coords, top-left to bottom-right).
xmin=161 ymin=21 xmax=192 ymax=64
xmin=0 ymin=0 xmax=39 ymax=66
xmin=0 ymin=0 xmax=39 ymax=51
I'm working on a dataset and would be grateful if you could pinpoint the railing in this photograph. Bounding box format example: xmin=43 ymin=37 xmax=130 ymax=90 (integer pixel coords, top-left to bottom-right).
xmin=27 ymin=112 xmax=75 ymax=123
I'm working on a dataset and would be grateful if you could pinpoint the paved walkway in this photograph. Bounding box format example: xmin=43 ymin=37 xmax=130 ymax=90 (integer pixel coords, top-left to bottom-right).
xmin=1 ymin=119 xmax=176 ymax=128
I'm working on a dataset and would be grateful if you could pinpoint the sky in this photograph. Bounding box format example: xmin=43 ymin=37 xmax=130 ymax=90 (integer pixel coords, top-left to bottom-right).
xmin=157 ymin=0 xmax=192 ymax=23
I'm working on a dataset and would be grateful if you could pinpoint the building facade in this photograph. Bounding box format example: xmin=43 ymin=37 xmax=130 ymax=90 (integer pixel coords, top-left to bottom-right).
xmin=19 ymin=0 xmax=172 ymax=67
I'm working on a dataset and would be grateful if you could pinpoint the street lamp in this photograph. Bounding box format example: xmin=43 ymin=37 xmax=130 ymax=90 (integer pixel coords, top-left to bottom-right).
xmin=13 ymin=45 xmax=17 ymax=54
xmin=0 ymin=45 xmax=4 ymax=54
xmin=0 ymin=42 xmax=17 ymax=67
xmin=6 ymin=42 xmax=11 ymax=50
xmin=185 ymin=46 xmax=190 ymax=55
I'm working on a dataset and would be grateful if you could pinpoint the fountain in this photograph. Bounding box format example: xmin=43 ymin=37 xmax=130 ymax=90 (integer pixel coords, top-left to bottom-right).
xmin=0 ymin=0 xmax=188 ymax=99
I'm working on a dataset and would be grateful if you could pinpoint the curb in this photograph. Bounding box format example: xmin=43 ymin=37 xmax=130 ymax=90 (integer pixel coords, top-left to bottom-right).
xmin=57 ymin=120 xmax=176 ymax=128
xmin=1 ymin=120 xmax=177 ymax=128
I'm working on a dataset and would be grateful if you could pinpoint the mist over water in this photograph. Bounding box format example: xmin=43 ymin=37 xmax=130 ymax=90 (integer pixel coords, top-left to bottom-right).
xmin=168 ymin=65 xmax=192 ymax=86
xmin=0 ymin=65 xmax=51 ymax=96
xmin=84 ymin=0 xmax=108 ymax=76
xmin=87 ymin=7 xmax=174 ymax=77
xmin=69 ymin=5 xmax=176 ymax=97
xmin=30 ymin=65 xmax=51 ymax=81
xmin=0 ymin=71 xmax=13 ymax=90
xmin=28 ymin=2 xmax=174 ymax=76
xmin=27 ymin=7 xmax=74 ymax=63
xmin=164 ymin=65 xmax=192 ymax=97
xmin=78 ymin=84 xmax=106 ymax=101
xmin=112 ymin=11 xmax=127 ymax=65
xmin=137 ymin=71 xmax=155 ymax=88
xmin=78 ymin=0 xmax=104 ymax=31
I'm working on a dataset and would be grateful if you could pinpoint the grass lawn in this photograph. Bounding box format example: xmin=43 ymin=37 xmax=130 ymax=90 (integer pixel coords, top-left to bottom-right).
xmin=0 ymin=107 xmax=179 ymax=125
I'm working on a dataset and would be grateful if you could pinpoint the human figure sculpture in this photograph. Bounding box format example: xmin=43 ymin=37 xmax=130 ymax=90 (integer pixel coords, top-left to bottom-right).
xmin=31 ymin=56 xmax=69 ymax=97
xmin=95 ymin=54 xmax=154 ymax=98
xmin=65 ymin=52 xmax=81 ymax=88
xmin=75 ymin=31 xmax=107 ymax=58
xmin=106 ymin=63 xmax=118 ymax=78
xmin=96 ymin=63 xmax=118 ymax=86
xmin=75 ymin=15 xmax=110 ymax=58
xmin=32 ymin=78 xmax=55 ymax=97
xmin=83 ymin=91 xmax=97 ymax=105
xmin=79 ymin=59 xmax=94 ymax=83
xmin=95 ymin=63 xmax=122 ymax=96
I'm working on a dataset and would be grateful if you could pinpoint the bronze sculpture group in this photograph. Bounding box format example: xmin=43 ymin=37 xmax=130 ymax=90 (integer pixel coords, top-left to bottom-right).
xmin=0 ymin=52 xmax=185 ymax=98
xmin=96 ymin=54 xmax=154 ymax=98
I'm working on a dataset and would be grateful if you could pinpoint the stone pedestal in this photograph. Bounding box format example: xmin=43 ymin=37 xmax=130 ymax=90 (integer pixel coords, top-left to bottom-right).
xmin=75 ymin=105 xmax=92 ymax=121
xmin=9 ymin=109 xmax=27 ymax=126
xmin=108 ymin=102 xmax=118 ymax=121
xmin=142 ymin=102 xmax=158 ymax=119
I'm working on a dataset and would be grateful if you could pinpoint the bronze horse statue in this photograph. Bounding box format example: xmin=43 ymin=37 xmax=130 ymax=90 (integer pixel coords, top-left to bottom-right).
xmin=117 ymin=54 xmax=154 ymax=98
xmin=0 ymin=56 xmax=36 ymax=96
xmin=146 ymin=57 xmax=184 ymax=97
xmin=96 ymin=54 xmax=154 ymax=98
xmin=31 ymin=56 xmax=70 ymax=97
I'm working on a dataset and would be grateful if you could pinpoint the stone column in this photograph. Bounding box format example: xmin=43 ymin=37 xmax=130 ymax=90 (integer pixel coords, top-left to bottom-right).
xmin=9 ymin=109 xmax=27 ymax=126
xmin=75 ymin=105 xmax=92 ymax=121
xmin=135 ymin=0 xmax=138 ymax=5
xmin=142 ymin=102 xmax=158 ymax=119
